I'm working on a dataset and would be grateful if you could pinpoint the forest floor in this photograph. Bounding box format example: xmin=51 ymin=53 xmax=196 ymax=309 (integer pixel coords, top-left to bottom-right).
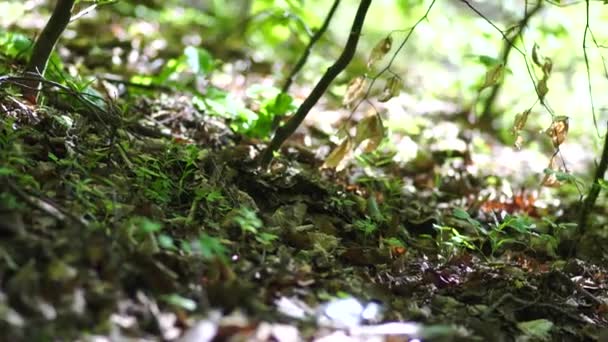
xmin=1 ymin=84 xmax=608 ymax=341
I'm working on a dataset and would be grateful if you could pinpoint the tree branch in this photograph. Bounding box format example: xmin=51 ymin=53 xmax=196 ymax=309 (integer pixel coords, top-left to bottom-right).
xmin=259 ymin=0 xmax=372 ymax=168
xmin=23 ymin=0 xmax=75 ymax=101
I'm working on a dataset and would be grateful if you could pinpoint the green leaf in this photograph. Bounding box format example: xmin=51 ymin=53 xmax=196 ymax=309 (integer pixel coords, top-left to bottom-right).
xmin=139 ymin=218 xmax=163 ymax=233
xmin=161 ymin=294 xmax=197 ymax=311
xmin=453 ymin=208 xmax=471 ymax=220
xmin=198 ymin=233 xmax=227 ymax=260
xmin=0 ymin=167 xmax=15 ymax=176
xmin=184 ymin=46 xmax=215 ymax=75
xmin=517 ymin=319 xmax=553 ymax=339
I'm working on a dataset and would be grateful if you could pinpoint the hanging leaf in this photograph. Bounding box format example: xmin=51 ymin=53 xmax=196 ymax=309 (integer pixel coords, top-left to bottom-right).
xmin=541 ymin=156 xmax=561 ymax=187
xmin=537 ymin=76 xmax=549 ymax=103
xmin=514 ymin=135 xmax=525 ymax=150
xmin=531 ymin=43 xmax=543 ymax=67
xmin=378 ymin=76 xmax=401 ymax=102
xmin=355 ymin=112 xmax=384 ymax=153
xmin=367 ymin=35 xmax=393 ymax=69
xmin=542 ymin=57 xmax=553 ymax=76
xmin=545 ymin=116 xmax=569 ymax=148
xmin=342 ymin=76 xmax=368 ymax=109
xmin=512 ymin=109 xmax=531 ymax=133
xmin=480 ymin=63 xmax=505 ymax=90
xmin=322 ymin=137 xmax=354 ymax=171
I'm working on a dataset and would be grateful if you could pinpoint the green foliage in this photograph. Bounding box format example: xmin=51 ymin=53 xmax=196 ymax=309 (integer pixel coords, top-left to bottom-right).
xmin=197 ymin=233 xmax=227 ymax=260
xmin=161 ymin=293 xmax=197 ymax=311
xmin=133 ymin=154 xmax=175 ymax=204
xmin=354 ymin=218 xmax=377 ymax=237
xmin=131 ymin=45 xmax=217 ymax=88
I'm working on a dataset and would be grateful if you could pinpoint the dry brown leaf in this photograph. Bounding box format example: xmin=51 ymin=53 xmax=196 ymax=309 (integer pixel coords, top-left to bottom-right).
xmin=322 ymin=137 xmax=354 ymax=171
xmin=343 ymin=76 xmax=368 ymax=109
xmin=541 ymin=155 xmax=561 ymax=187
xmin=542 ymin=57 xmax=553 ymax=76
xmin=514 ymin=135 xmax=525 ymax=150
xmin=545 ymin=116 xmax=569 ymax=148
xmin=355 ymin=112 xmax=384 ymax=153
xmin=541 ymin=172 xmax=561 ymax=187
xmin=367 ymin=35 xmax=393 ymax=69
xmin=481 ymin=63 xmax=504 ymax=90
xmin=537 ymin=76 xmax=549 ymax=103
xmin=532 ymin=43 xmax=543 ymax=67
xmin=378 ymin=76 xmax=401 ymax=102
xmin=512 ymin=109 xmax=531 ymax=134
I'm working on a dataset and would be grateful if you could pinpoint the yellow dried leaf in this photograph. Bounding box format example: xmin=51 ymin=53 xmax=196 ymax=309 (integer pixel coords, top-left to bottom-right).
xmin=542 ymin=57 xmax=553 ymax=76
xmin=511 ymin=109 xmax=531 ymax=134
xmin=541 ymin=172 xmax=561 ymax=187
xmin=355 ymin=113 xmax=384 ymax=152
xmin=537 ymin=77 xmax=548 ymax=103
xmin=378 ymin=76 xmax=401 ymax=102
xmin=545 ymin=116 xmax=569 ymax=148
xmin=481 ymin=63 xmax=504 ymax=90
xmin=514 ymin=135 xmax=525 ymax=150
xmin=322 ymin=137 xmax=354 ymax=171
xmin=367 ymin=35 xmax=393 ymax=69
xmin=343 ymin=76 xmax=368 ymax=109
xmin=532 ymin=43 xmax=543 ymax=67
xmin=541 ymin=156 xmax=561 ymax=187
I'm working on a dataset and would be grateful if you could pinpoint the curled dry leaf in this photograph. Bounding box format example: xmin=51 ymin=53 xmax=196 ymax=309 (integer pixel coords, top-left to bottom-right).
xmin=545 ymin=116 xmax=569 ymax=148
xmin=322 ymin=136 xmax=354 ymax=171
xmin=514 ymin=135 xmax=525 ymax=150
xmin=541 ymin=155 xmax=561 ymax=188
xmin=343 ymin=76 xmax=368 ymax=109
xmin=532 ymin=43 xmax=552 ymax=77
xmin=512 ymin=109 xmax=531 ymax=134
xmin=481 ymin=63 xmax=505 ymax=90
xmin=354 ymin=112 xmax=384 ymax=153
xmin=511 ymin=108 xmax=531 ymax=150
xmin=537 ymin=76 xmax=549 ymax=103
xmin=542 ymin=57 xmax=553 ymax=76
xmin=378 ymin=76 xmax=401 ymax=102
xmin=532 ymin=43 xmax=543 ymax=67
xmin=367 ymin=35 xmax=393 ymax=69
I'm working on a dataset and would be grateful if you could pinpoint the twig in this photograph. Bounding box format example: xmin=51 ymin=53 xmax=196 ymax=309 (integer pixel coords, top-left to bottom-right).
xmin=281 ymin=0 xmax=341 ymax=93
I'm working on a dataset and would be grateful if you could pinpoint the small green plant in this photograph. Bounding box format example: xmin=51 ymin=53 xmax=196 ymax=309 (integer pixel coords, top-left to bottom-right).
xmin=354 ymin=218 xmax=377 ymax=238
xmin=227 ymin=206 xmax=276 ymax=245
xmin=197 ymin=233 xmax=228 ymax=261
xmin=434 ymin=224 xmax=480 ymax=258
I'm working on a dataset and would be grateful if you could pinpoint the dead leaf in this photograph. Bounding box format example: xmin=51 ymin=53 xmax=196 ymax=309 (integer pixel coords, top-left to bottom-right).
xmin=343 ymin=77 xmax=368 ymax=109
xmin=354 ymin=113 xmax=384 ymax=153
xmin=367 ymin=35 xmax=393 ymax=69
xmin=481 ymin=63 xmax=504 ymax=90
xmin=532 ymin=43 xmax=543 ymax=67
xmin=512 ymin=109 xmax=531 ymax=134
xmin=541 ymin=155 xmax=561 ymax=187
xmin=322 ymin=137 xmax=354 ymax=171
xmin=514 ymin=135 xmax=525 ymax=150
xmin=545 ymin=116 xmax=569 ymax=148
xmin=542 ymin=57 xmax=553 ymax=76
xmin=537 ymin=76 xmax=549 ymax=103
xmin=378 ymin=76 xmax=401 ymax=102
